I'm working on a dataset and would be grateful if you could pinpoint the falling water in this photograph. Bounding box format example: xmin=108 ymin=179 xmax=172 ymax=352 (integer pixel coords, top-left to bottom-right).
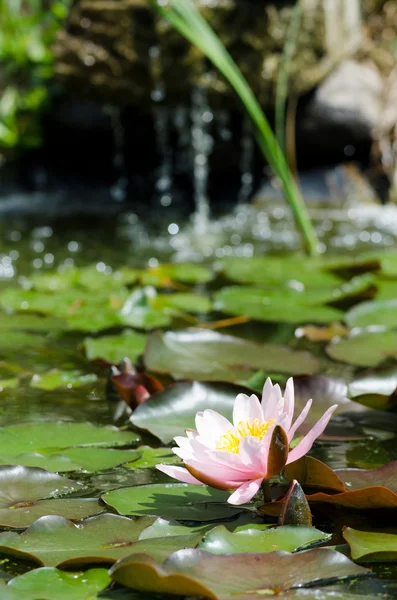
xmin=107 ymin=106 xmax=128 ymax=202
xmin=149 ymin=45 xmax=173 ymax=207
xmin=173 ymin=106 xmax=191 ymax=174
xmin=237 ymin=116 xmax=255 ymax=204
xmin=191 ymin=85 xmax=214 ymax=232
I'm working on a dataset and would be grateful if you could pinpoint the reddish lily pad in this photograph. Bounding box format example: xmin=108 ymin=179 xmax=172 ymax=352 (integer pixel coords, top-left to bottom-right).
xmin=109 ymin=548 xmax=368 ymax=598
xmin=0 ymin=466 xmax=101 ymax=528
xmin=0 ymin=514 xmax=155 ymax=566
xmin=144 ymin=329 xmax=320 ymax=382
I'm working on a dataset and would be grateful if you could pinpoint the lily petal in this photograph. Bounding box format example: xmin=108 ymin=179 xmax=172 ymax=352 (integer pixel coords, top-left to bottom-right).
xmin=286 ymin=404 xmax=338 ymax=464
xmin=195 ymin=409 xmax=234 ymax=448
xmin=156 ymin=464 xmax=203 ymax=485
xmin=262 ymin=379 xmax=282 ymax=421
xmin=288 ymin=399 xmax=312 ymax=442
xmin=233 ymin=393 xmax=263 ymax=427
xmin=283 ymin=377 xmax=295 ymax=430
xmin=227 ymin=477 xmax=264 ymax=505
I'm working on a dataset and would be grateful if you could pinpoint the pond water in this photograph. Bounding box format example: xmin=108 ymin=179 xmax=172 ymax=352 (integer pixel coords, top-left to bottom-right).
xmin=1 ymin=197 xmax=397 ymax=598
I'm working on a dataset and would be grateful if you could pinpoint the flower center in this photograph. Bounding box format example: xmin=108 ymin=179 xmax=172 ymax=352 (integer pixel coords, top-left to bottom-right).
xmin=216 ymin=418 xmax=275 ymax=454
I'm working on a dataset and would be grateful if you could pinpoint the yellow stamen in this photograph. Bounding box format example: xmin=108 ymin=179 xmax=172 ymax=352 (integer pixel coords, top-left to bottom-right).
xmin=216 ymin=418 xmax=275 ymax=454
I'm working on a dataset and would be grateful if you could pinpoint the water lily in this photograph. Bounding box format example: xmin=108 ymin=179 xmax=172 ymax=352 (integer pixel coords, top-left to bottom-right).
xmin=157 ymin=378 xmax=337 ymax=505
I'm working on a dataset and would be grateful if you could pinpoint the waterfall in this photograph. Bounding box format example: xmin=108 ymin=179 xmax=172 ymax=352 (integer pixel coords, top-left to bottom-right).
xmin=237 ymin=116 xmax=255 ymax=204
xmin=149 ymin=44 xmax=173 ymax=207
xmin=191 ymin=85 xmax=213 ymax=232
xmin=107 ymin=106 xmax=128 ymax=202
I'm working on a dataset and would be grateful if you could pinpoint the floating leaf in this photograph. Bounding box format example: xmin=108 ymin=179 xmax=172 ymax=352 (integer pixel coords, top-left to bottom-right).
xmin=0 ymin=466 xmax=101 ymax=528
xmin=0 ymin=378 xmax=18 ymax=391
xmin=326 ymin=330 xmax=397 ymax=367
xmin=343 ymin=528 xmax=397 ymax=562
xmin=144 ymin=329 xmax=320 ymax=382
xmin=130 ymin=381 xmax=256 ymax=444
xmin=214 ymin=286 xmax=343 ymax=324
xmin=295 ymin=322 xmax=350 ymax=342
xmin=0 ymin=514 xmax=154 ymax=566
xmin=6 ymin=567 xmax=111 ymax=600
xmin=346 ymin=300 xmax=397 ymax=328
xmin=102 ymin=483 xmax=243 ymax=521
xmin=0 ymin=448 xmax=141 ymax=473
xmin=0 ymin=313 xmax=65 ymax=331
xmin=112 ymin=534 xmax=204 ymax=563
xmin=119 ymin=288 xmax=171 ymax=330
xmin=198 ymin=525 xmax=329 ymax=554
xmin=84 ymin=330 xmax=147 ymax=364
xmin=30 ymin=370 xmax=97 ymax=391
xmin=152 ymin=293 xmax=212 ymax=314
xmin=0 ymin=331 xmax=44 ymax=352
xmin=138 ymin=517 xmax=210 ymax=540
xmin=284 ymin=456 xmax=346 ymax=493
xmin=142 ymin=263 xmax=214 ymax=286
xmin=0 ymin=422 xmax=139 ymax=456
xmin=109 ymin=548 xmax=368 ymax=598
xmin=348 ymin=369 xmax=397 ymax=411
xmin=220 ymin=256 xmax=341 ymax=287
xmin=123 ymin=446 xmax=179 ymax=470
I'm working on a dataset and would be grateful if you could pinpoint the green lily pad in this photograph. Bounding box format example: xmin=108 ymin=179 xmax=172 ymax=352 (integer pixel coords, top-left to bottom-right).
xmin=0 ymin=331 xmax=45 ymax=353
xmin=119 ymin=288 xmax=171 ymax=330
xmin=152 ymin=293 xmax=212 ymax=314
xmin=0 ymin=313 xmax=65 ymax=331
xmin=0 ymin=378 xmax=19 ymax=391
xmin=144 ymin=329 xmax=320 ymax=382
xmin=348 ymin=369 xmax=397 ymax=410
xmin=326 ymin=330 xmax=397 ymax=367
xmin=376 ymin=279 xmax=397 ymax=301
xmin=0 ymin=448 xmax=141 ymax=473
xmin=84 ymin=330 xmax=147 ymax=364
xmin=214 ymin=286 xmax=343 ymax=324
xmin=114 ymin=534 xmax=204 ymax=563
xmin=109 ymin=548 xmax=369 ymax=598
xmin=102 ymin=483 xmax=243 ymax=521
xmin=141 ymin=263 xmax=214 ymax=286
xmin=6 ymin=567 xmax=111 ymax=600
xmin=346 ymin=300 xmax=397 ymax=328
xmin=0 ymin=422 xmax=140 ymax=456
xmin=139 ymin=517 xmax=211 ymax=540
xmin=123 ymin=446 xmax=180 ymax=470
xmin=0 ymin=514 xmax=155 ymax=566
xmin=220 ymin=256 xmax=342 ymax=288
xmin=30 ymin=370 xmax=97 ymax=391
xmin=0 ymin=466 xmax=102 ymax=528
xmin=343 ymin=528 xmax=397 ymax=562
xmin=198 ymin=525 xmax=330 ymax=554
xmin=130 ymin=381 xmax=257 ymax=444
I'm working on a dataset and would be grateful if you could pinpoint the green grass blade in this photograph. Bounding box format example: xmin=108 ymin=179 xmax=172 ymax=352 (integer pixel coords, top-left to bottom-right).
xmin=150 ymin=0 xmax=318 ymax=255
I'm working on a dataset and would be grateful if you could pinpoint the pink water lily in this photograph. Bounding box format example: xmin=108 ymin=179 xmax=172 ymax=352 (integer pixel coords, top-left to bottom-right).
xmin=157 ymin=378 xmax=337 ymax=505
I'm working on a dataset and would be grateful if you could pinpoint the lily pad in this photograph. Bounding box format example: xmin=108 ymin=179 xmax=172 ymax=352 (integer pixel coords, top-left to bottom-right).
xmin=123 ymin=446 xmax=180 ymax=470
xmin=84 ymin=330 xmax=147 ymax=364
xmin=152 ymin=293 xmax=212 ymax=314
xmin=343 ymin=528 xmax=397 ymax=562
xmin=0 ymin=378 xmax=19 ymax=391
xmin=102 ymin=483 xmax=243 ymax=521
xmin=0 ymin=313 xmax=65 ymax=331
xmin=0 ymin=422 xmax=140 ymax=456
xmin=220 ymin=256 xmax=342 ymax=288
xmin=198 ymin=525 xmax=330 ymax=554
xmin=214 ymin=286 xmax=344 ymax=324
xmin=0 ymin=465 xmax=102 ymax=528
xmin=130 ymin=381 xmax=257 ymax=444
xmin=0 ymin=448 xmax=141 ymax=473
xmin=119 ymin=288 xmax=171 ymax=330
xmin=0 ymin=514 xmax=155 ymax=566
xmin=141 ymin=263 xmax=214 ymax=286
xmin=6 ymin=567 xmax=111 ymax=600
xmin=138 ymin=517 xmax=211 ymax=540
xmin=346 ymin=300 xmax=397 ymax=328
xmin=144 ymin=329 xmax=320 ymax=382
xmin=112 ymin=534 xmax=204 ymax=563
xmin=30 ymin=370 xmax=97 ymax=391
xmin=0 ymin=331 xmax=45 ymax=352
xmin=109 ymin=548 xmax=368 ymax=598
xmin=348 ymin=369 xmax=397 ymax=410
xmin=326 ymin=330 xmax=397 ymax=367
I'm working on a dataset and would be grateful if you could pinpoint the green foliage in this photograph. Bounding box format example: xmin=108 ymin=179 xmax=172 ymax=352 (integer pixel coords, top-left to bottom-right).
xmin=0 ymin=0 xmax=70 ymax=153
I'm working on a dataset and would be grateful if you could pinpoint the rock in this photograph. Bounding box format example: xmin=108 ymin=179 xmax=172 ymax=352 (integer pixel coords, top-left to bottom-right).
xmin=53 ymin=0 xmax=361 ymax=107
